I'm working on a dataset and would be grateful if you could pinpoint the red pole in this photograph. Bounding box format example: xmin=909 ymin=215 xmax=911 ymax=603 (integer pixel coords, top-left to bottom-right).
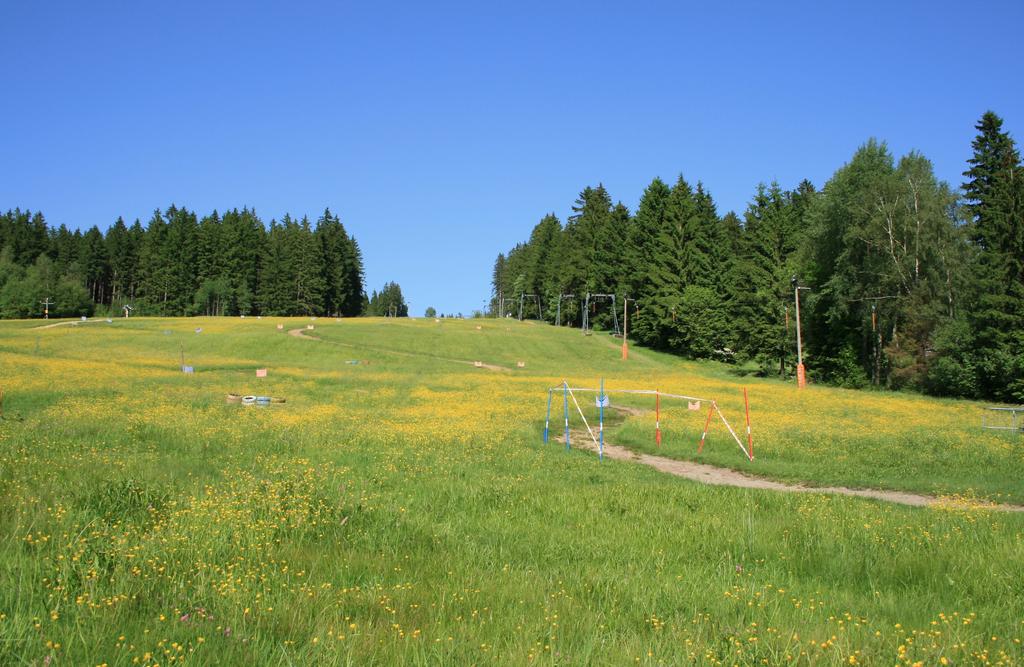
xmin=655 ymin=389 xmax=661 ymax=447
xmin=743 ymin=388 xmax=753 ymax=461
xmin=698 ymin=404 xmax=714 ymax=453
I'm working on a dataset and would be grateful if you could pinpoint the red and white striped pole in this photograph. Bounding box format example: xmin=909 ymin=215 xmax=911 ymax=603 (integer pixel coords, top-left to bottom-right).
xmin=743 ymin=388 xmax=753 ymax=461
xmin=698 ymin=403 xmax=714 ymax=453
xmin=655 ymin=389 xmax=661 ymax=447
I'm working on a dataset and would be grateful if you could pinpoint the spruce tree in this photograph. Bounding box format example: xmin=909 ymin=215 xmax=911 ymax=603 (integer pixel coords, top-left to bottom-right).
xmin=105 ymin=217 xmax=137 ymax=307
xmin=137 ymin=210 xmax=171 ymax=313
xmin=624 ymin=178 xmax=671 ymax=345
xmin=961 ymin=111 xmax=1024 ymax=399
xmin=342 ymin=236 xmax=366 ymax=316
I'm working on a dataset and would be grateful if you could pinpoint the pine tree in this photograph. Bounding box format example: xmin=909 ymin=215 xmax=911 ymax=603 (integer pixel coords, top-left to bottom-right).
xmin=78 ymin=226 xmax=110 ymax=305
xmin=105 ymin=217 xmax=137 ymax=306
xmin=292 ymin=215 xmax=326 ymax=315
xmin=372 ymin=281 xmax=408 ymax=316
xmin=316 ymin=208 xmax=347 ymax=316
xmin=961 ymin=111 xmax=1024 ymax=399
xmin=732 ymin=182 xmax=805 ymax=374
xmin=341 ymin=236 xmax=365 ymax=316
xmin=221 ymin=208 xmax=264 ymax=315
xmin=624 ymin=178 xmax=671 ymax=345
xmin=521 ymin=214 xmax=562 ymax=320
xmin=632 ymin=176 xmax=699 ymax=351
xmin=196 ymin=211 xmax=226 ymax=287
xmin=258 ymin=219 xmax=291 ymax=315
xmin=136 ymin=210 xmax=171 ymax=313
xmin=163 ymin=205 xmax=200 ymax=315
xmin=316 ymin=208 xmax=362 ymax=316
xmin=489 ymin=253 xmax=506 ymax=315
xmin=678 ymin=182 xmax=715 ymax=287
xmin=49 ymin=224 xmax=80 ymax=274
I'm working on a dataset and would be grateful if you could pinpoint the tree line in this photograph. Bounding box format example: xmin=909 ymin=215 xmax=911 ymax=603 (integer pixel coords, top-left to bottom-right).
xmin=0 ymin=206 xmax=376 ymax=318
xmin=490 ymin=111 xmax=1023 ymax=402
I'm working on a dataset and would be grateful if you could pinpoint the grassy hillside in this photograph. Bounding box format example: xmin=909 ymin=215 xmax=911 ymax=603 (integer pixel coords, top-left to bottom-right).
xmin=0 ymin=317 xmax=1021 ymax=665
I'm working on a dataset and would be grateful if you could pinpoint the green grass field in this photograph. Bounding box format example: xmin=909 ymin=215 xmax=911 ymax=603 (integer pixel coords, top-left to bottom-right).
xmin=0 ymin=316 xmax=1022 ymax=665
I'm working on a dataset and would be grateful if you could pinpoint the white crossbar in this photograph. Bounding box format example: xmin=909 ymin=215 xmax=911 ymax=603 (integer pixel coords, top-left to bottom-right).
xmin=566 ymin=386 xmax=600 ymax=447
xmin=552 ymin=387 xmax=711 ymax=403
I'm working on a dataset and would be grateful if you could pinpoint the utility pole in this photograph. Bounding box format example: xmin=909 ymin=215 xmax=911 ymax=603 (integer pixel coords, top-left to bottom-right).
xmin=621 ymin=297 xmax=635 ymax=360
xmin=791 ymin=276 xmax=810 ymax=389
xmin=40 ymin=297 xmax=53 ymax=319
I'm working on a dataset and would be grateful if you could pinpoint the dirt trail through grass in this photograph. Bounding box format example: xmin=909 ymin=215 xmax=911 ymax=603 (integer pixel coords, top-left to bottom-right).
xmin=287 ymin=327 xmax=321 ymax=340
xmin=558 ymin=428 xmax=1024 ymax=512
xmin=32 ymin=319 xmax=104 ymax=329
xmin=286 ymin=327 xmax=508 ymax=370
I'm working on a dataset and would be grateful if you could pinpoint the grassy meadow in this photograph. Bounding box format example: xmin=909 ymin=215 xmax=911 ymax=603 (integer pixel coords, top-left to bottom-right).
xmin=0 ymin=316 xmax=1022 ymax=665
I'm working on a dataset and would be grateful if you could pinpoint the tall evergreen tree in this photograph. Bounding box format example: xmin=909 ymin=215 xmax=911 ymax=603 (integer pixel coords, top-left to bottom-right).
xmin=78 ymin=226 xmax=110 ymax=304
xmin=489 ymin=253 xmax=506 ymax=315
xmin=258 ymin=219 xmax=292 ymax=315
xmin=221 ymin=208 xmax=264 ymax=315
xmin=291 ymin=215 xmax=326 ymax=315
xmin=341 ymin=235 xmax=366 ymax=316
xmin=136 ymin=210 xmax=171 ymax=313
xmin=105 ymin=217 xmax=138 ymax=307
xmin=316 ymin=208 xmax=362 ymax=316
xmin=961 ymin=111 xmax=1024 ymax=399
xmin=625 ymin=178 xmax=671 ymax=344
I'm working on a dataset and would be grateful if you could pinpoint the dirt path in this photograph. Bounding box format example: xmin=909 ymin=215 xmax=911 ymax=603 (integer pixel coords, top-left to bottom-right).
xmin=558 ymin=428 xmax=1024 ymax=512
xmin=32 ymin=319 xmax=104 ymax=330
xmin=287 ymin=327 xmax=321 ymax=341
xmin=286 ymin=327 xmax=509 ymax=371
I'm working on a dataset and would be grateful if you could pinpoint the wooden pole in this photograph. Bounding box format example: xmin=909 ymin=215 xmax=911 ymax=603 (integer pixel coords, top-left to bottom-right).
xmin=795 ymin=286 xmax=806 ymax=389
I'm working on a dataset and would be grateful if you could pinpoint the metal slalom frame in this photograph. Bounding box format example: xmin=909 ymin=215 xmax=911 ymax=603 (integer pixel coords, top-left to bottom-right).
xmin=581 ymin=293 xmax=620 ymax=335
xmin=543 ymin=381 xmax=753 ymax=462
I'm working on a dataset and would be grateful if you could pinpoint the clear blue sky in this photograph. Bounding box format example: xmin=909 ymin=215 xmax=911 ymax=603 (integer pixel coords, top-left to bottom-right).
xmin=2 ymin=1 xmax=1021 ymax=315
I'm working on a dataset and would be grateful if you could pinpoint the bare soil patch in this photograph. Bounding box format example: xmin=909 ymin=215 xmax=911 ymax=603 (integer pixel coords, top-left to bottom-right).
xmin=287 ymin=328 xmax=321 ymax=341
xmin=558 ymin=429 xmax=1024 ymax=512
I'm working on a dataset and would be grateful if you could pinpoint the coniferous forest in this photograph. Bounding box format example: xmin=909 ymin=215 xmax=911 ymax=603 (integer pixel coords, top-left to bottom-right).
xmin=0 ymin=207 xmax=369 ymax=319
xmin=490 ymin=112 xmax=1024 ymax=402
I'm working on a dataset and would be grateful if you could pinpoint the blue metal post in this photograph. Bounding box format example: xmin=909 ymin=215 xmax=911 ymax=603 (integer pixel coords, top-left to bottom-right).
xmin=544 ymin=388 xmax=552 ymax=443
xmin=599 ymin=377 xmax=605 ymax=461
xmin=563 ymin=381 xmax=570 ymax=450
